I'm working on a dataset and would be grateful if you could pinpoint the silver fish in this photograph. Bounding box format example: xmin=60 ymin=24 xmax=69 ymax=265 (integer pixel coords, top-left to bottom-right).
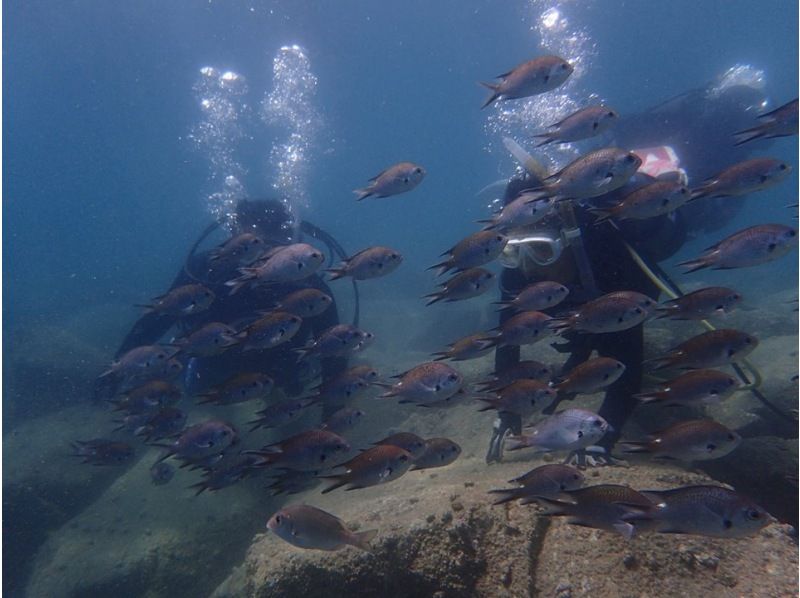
xmin=478 ymin=194 xmax=554 ymax=232
xmin=429 ymin=231 xmax=508 ymax=276
xmin=226 ymin=243 xmax=325 ymax=294
xmin=656 ymin=287 xmax=742 ymax=320
xmin=209 ymin=232 xmax=264 ymax=265
xmin=354 ymin=162 xmax=425 ymax=201
xmin=478 ymin=360 xmax=552 ymax=391
xmin=275 ymin=288 xmax=333 ymax=318
xmin=481 ymin=55 xmax=573 ymax=109
xmin=310 ymin=365 xmax=379 ymax=403
xmin=99 ymin=345 xmax=179 ymax=383
xmin=634 ymin=369 xmax=740 ymax=406
xmin=328 ymin=246 xmax=403 ymax=280
xmin=424 ymin=268 xmax=495 ymax=306
xmin=641 ymin=485 xmax=772 ymax=537
xmin=111 ymin=380 xmax=181 ymax=414
xmin=410 ymin=438 xmax=461 ymax=471
xmin=690 ymin=157 xmax=791 ymax=200
xmin=646 ymin=329 xmax=758 ymax=371
xmin=71 ymin=439 xmax=135 ymax=466
xmin=494 ymin=281 xmax=569 ymax=312
xmin=679 ymin=224 xmax=797 ymax=272
xmin=533 ymin=105 xmax=618 ymax=146
xmin=733 ymin=98 xmax=798 ymax=145
xmin=506 ymin=408 xmax=609 ymax=453
xmin=621 ymin=419 xmax=741 ymax=461
xmin=267 ymin=504 xmax=377 ymax=551
xmin=554 ymin=357 xmax=626 ymax=395
xmin=320 ymin=444 xmax=413 ymax=493
xmin=489 ymin=463 xmax=584 ymax=505
xmin=155 ymin=420 xmax=238 ymax=463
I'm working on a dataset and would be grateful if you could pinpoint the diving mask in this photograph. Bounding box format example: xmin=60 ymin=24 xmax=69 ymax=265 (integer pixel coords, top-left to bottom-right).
xmin=500 ymin=232 xmax=565 ymax=268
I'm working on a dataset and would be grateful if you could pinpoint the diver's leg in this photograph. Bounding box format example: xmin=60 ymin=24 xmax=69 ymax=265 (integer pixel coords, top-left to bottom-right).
xmin=485 ymin=411 xmax=522 ymax=464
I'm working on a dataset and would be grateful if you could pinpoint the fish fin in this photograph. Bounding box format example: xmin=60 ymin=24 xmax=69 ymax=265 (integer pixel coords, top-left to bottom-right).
xmin=532 ymin=135 xmax=554 ymax=148
xmin=426 ymin=259 xmax=452 ymax=277
xmin=319 ymin=475 xmax=348 ymax=494
xmin=431 ymin=352 xmax=448 ymax=361
xmin=134 ymin=303 xmax=156 ymax=314
xmin=535 ymin=496 xmax=572 ymax=516
xmin=504 ymin=435 xmax=528 ymax=452
xmin=479 ymin=82 xmax=501 ymax=109
xmin=618 ymin=441 xmax=651 ymax=454
xmin=488 ymin=489 xmax=520 ymax=505
xmin=732 ymin=126 xmax=767 ymax=146
xmin=612 ymin=522 xmax=636 ymax=539
xmin=587 ymin=207 xmax=614 ymax=224
xmin=423 ymin=292 xmax=445 ymax=306
xmin=349 ymin=528 xmax=378 ymax=552
xmin=326 ymin=267 xmax=347 ymax=281
xmin=632 ymin=391 xmax=666 ymax=404
xmin=353 ymin=187 xmax=373 ymax=201
xmin=676 ymin=256 xmax=711 ymax=273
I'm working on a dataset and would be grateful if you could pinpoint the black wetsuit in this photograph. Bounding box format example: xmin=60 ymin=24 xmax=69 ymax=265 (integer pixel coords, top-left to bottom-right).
xmin=106 ymin=234 xmax=348 ymax=416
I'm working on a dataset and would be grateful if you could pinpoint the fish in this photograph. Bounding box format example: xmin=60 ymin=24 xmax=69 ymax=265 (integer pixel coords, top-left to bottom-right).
xmin=310 ymin=365 xmax=379 ymax=403
xmin=234 ymin=311 xmax=303 ymax=352
xmin=524 ymin=148 xmax=642 ymax=201
xmin=554 ymin=357 xmax=626 ymax=395
xmin=656 ymin=287 xmax=743 ymax=320
xmin=354 ymin=162 xmax=426 ymax=201
xmin=428 ymin=231 xmax=508 ymax=276
xmin=265 ymin=469 xmax=322 ymax=496
xmin=208 ymin=232 xmax=265 ymax=265
xmin=431 ymin=333 xmax=496 ymax=361
xmin=295 ymin=324 xmax=371 ymax=361
xmin=482 ymin=310 xmax=553 ymax=348
xmin=328 ymin=246 xmax=403 ymax=280
xmin=248 ymin=398 xmax=319 ymax=431
xmin=590 ymin=180 xmax=690 ymax=223
xmin=678 ymin=224 xmax=798 ymax=272
xmin=535 ymin=484 xmax=656 ymax=539
xmin=274 ymin=288 xmax=333 ymax=318
xmin=149 ymin=461 xmax=175 ymax=485
xmin=154 ymin=420 xmax=238 ymax=464
xmin=196 ymin=372 xmax=274 ymax=405
xmin=645 ymin=328 xmax=758 ymax=371
xmin=249 ymin=429 xmax=351 ymax=471
xmin=226 ymin=243 xmax=325 ymax=294
xmin=634 ymin=369 xmax=740 ymax=406
xmin=733 ymin=98 xmax=798 ymax=145
xmin=689 ymin=157 xmax=791 ymax=200
xmin=190 ymin=454 xmax=266 ymax=495
xmin=136 ymin=284 xmax=215 ymax=316
xmin=410 ymin=438 xmax=461 ymax=471
xmin=489 ymin=464 xmax=584 ymax=505
xmin=641 ymin=485 xmax=773 ymax=537
xmin=321 ymin=407 xmax=366 ymax=435
xmin=379 ymin=362 xmax=463 ymax=406
xmin=602 ymin=290 xmax=658 ymax=317
xmin=320 ymin=444 xmax=413 ymax=493
xmin=71 ymin=439 xmax=135 ymax=466
xmin=477 ymin=360 xmax=553 ymax=391
xmin=506 ymin=408 xmax=609 ymax=453
xmin=172 ymin=322 xmax=239 ymax=357
xmin=493 ymin=281 xmax=569 ymax=312
xmin=480 ymin=55 xmax=573 ymax=109
xmin=620 ymin=419 xmax=741 ymax=461
xmin=373 ymin=432 xmax=428 ymax=460
xmin=424 ymin=268 xmax=496 ymax=306
xmin=478 ymin=194 xmax=554 ymax=232
xmin=110 ymin=380 xmax=182 ymax=414
xmin=135 ymin=407 xmax=187 ymax=441
xmin=533 ymin=105 xmax=619 ymax=146
xmin=550 ymin=293 xmax=647 ymax=334
xmin=267 ymin=504 xmax=377 ymax=551
xmin=99 ymin=345 xmax=179 ymax=381
xmin=477 ymin=379 xmax=556 ymax=417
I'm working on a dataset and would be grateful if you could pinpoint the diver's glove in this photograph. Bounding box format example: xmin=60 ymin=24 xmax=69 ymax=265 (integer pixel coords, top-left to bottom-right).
xmin=485 ymin=411 xmax=522 ymax=464
xmin=564 ymin=446 xmax=629 ymax=469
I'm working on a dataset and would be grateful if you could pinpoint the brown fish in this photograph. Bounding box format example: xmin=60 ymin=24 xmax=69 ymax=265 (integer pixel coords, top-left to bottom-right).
xmin=380 ymin=362 xmax=463 ymax=406
xmin=646 ymin=329 xmax=758 ymax=371
xmin=477 ymin=379 xmax=556 ymax=417
xmin=554 ymin=357 xmax=626 ymax=395
xmin=733 ymin=98 xmax=798 ymax=145
xmin=621 ymin=419 xmax=741 ymax=461
xmin=234 ymin=311 xmax=302 ymax=351
xmin=550 ymin=294 xmax=647 ymax=334
xmin=373 ymin=432 xmax=428 ymax=459
xmin=267 ymin=504 xmax=377 ymax=551
xmin=484 ymin=310 xmax=553 ymax=347
xmin=656 ymin=287 xmax=742 ymax=320
xmin=493 ymin=281 xmax=569 ymax=312
xmin=424 ymin=268 xmax=495 ymax=306
xmin=196 ymin=372 xmax=274 ymax=405
xmin=320 ymin=444 xmax=413 ymax=493
xmin=634 ymin=369 xmax=739 ymax=406
xmin=250 ymin=429 xmax=351 ymax=471
xmin=533 ymin=105 xmax=618 ymax=146
xmin=429 ymin=230 xmax=508 ymax=276
xmin=275 ymin=288 xmax=333 ymax=318
xmin=432 ymin=333 xmax=495 ymax=361
xmin=226 ymin=243 xmax=325 ymax=294
xmin=410 ymin=438 xmax=461 ymax=471
xmin=690 ymin=157 xmax=791 ymax=200
xmin=489 ymin=463 xmax=584 ymax=505
xmin=481 ymin=55 xmax=573 ymax=109
xmin=678 ymin=224 xmax=797 ymax=272
xmin=354 ymin=162 xmax=426 ymax=200
xmin=478 ymin=360 xmax=552 ymax=391
xmin=328 ymin=246 xmax=403 ymax=280
xmin=209 ymin=232 xmax=264 ymax=265
xmin=172 ymin=322 xmax=239 ymax=357
xmin=137 ymin=284 xmax=215 ymax=316
xmin=591 ymin=180 xmax=690 ymax=223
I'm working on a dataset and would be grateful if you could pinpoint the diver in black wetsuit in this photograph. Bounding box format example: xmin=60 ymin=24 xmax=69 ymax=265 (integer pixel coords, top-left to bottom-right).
xmin=485 ymin=74 xmax=773 ymax=464
xmin=100 ymin=198 xmax=351 ymax=416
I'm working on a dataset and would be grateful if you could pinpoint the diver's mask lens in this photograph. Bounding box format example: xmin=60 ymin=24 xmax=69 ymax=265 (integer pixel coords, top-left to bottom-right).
xmin=502 ymin=233 xmax=564 ymax=268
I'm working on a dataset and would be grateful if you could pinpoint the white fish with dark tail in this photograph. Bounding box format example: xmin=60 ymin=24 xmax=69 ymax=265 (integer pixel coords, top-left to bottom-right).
xmin=480 ymin=55 xmax=573 ymax=109
xmin=136 ymin=284 xmax=215 ymax=316
xmin=634 ymin=369 xmax=739 ymax=406
xmin=533 ymin=105 xmax=618 ymax=146
xmin=494 ymin=281 xmax=569 ymax=312
xmin=524 ymin=148 xmax=642 ymax=201
xmin=380 ymin=362 xmax=463 ymax=406
xmin=646 ymin=328 xmax=758 ymax=371
xmin=656 ymin=287 xmax=742 ymax=320
xmin=226 ymin=243 xmax=325 ymax=294
xmin=689 ymin=157 xmax=791 ymax=200
xmin=733 ymin=98 xmax=798 ymax=145
xmin=429 ymin=230 xmax=508 ymax=276
xmin=678 ymin=224 xmax=797 ymax=272
xmin=328 ymin=246 xmax=403 ymax=280
xmin=505 ymin=408 xmax=609 ymax=453
xmin=590 ymin=180 xmax=690 ymax=223
xmin=489 ymin=464 xmax=584 ymax=505
xmin=267 ymin=504 xmax=377 ymax=551
xmin=410 ymin=438 xmax=461 ymax=471
xmin=620 ymin=419 xmax=741 ymax=461
xmin=424 ymin=268 xmax=495 ymax=306
xmin=354 ymin=162 xmax=425 ymax=200
xmin=640 ymin=485 xmax=773 ymax=537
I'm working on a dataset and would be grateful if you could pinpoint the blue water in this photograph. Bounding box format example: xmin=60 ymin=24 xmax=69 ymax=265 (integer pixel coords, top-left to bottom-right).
xmin=5 ymin=1 xmax=798 ymax=595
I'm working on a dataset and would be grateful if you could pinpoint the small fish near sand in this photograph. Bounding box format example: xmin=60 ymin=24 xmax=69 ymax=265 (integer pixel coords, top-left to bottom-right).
xmin=268 ymin=504 xmax=377 ymax=551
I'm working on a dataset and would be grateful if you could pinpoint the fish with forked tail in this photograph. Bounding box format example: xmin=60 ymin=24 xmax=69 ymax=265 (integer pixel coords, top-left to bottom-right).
xmin=678 ymin=224 xmax=797 ymax=272
xmin=268 ymin=504 xmax=377 ymax=551
xmin=480 ymin=55 xmax=573 ymax=109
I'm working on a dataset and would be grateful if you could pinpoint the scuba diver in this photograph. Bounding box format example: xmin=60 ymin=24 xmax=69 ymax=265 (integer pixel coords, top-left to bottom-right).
xmin=97 ymin=198 xmax=354 ymax=417
xmin=485 ymin=67 xmax=781 ymax=464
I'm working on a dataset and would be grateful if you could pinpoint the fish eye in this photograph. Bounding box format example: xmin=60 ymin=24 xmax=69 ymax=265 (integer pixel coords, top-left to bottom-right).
xmin=434 ymin=384 xmax=442 ymax=392
xmin=602 ymin=373 xmax=609 ymax=380
xmin=706 ymin=443 xmax=717 ymax=451
xmin=727 ymin=434 xmax=737 ymax=441
xmin=414 ymin=167 xmax=422 ymax=174
xmin=275 ymin=515 xmax=282 ymax=524
xmin=616 ymin=363 xmax=623 ymax=369
xmin=607 ymin=111 xmax=616 ymax=118
xmin=747 ymin=509 xmax=762 ymax=520
xmin=403 ymin=177 xmax=410 ymax=184
xmin=448 ymin=374 xmax=459 ymax=381
xmin=710 ymin=388 xmax=719 ymax=394
xmin=723 ymin=519 xmax=733 ymax=529
xmin=625 ymin=154 xmax=636 ymax=163
xmin=560 ymin=63 xmax=569 ymax=70
xmin=779 ymin=163 xmax=788 ymax=170
xmin=592 ymin=419 xmax=603 ymax=427
xmin=788 ymin=230 xmax=797 ymax=237
xmin=495 ymin=235 xmax=504 ymax=242
xmin=291 ymin=316 xmax=300 ymax=323
xmin=744 ymin=337 xmax=753 ymax=344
